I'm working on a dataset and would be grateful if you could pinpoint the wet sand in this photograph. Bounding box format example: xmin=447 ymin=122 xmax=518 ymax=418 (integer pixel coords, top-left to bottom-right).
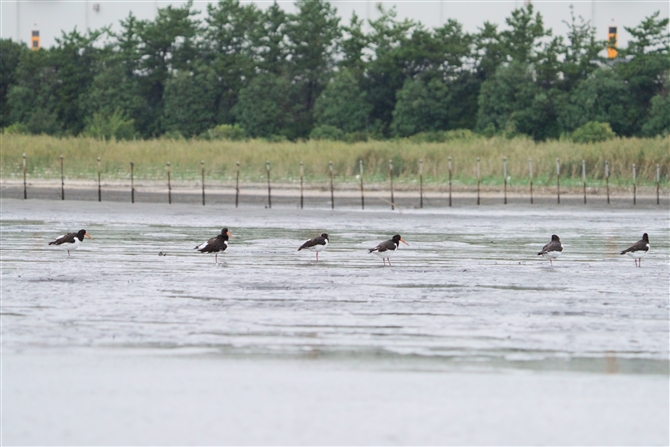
xmin=1 ymin=199 xmax=668 ymax=445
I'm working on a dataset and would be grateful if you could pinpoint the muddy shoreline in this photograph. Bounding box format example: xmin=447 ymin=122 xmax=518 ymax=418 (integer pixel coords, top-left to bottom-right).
xmin=2 ymin=178 xmax=667 ymax=208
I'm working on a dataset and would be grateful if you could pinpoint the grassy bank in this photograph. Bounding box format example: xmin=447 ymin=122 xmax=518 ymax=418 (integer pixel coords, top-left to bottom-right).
xmin=2 ymin=134 xmax=668 ymax=187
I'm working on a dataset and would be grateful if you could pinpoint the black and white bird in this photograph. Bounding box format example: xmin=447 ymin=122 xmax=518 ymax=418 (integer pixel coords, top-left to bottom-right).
xmin=537 ymin=234 xmax=563 ymax=266
xmin=195 ymin=228 xmax=231 ymax=263
xmin=620 ymin=233 xmax=650 ymax=267
xmin=298 ymin=233 xmax=329 ymax=263
xmin=48 ymin=229 xmax=92 ymax=256
xmin=369 ymin=234 xmax=409 ymax=266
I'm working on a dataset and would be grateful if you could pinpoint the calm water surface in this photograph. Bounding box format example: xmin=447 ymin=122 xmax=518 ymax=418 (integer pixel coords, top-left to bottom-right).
xmin=2 ymin=199 xmax=669 ymax=445
xmin=2 ymin=199 xmax=668 ymax=371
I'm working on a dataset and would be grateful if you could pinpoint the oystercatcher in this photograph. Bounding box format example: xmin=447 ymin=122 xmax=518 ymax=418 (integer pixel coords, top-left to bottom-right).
xmin=620 ymin=233 xmax=650 ymax=267
xmin=48 ymin=229 xmax=92 ymax=256
xmin=537 ymin=234 xmax=563 ymax=266
xmin=195 ymin=228 xmax=231 ymax=263
xmin=369 ymin=234 xmax=409 ymax=266
xmin=298 ymin=233 xmax=329 ymax=263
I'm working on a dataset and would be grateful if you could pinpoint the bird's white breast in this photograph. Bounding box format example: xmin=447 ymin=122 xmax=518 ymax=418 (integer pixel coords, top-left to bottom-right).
xmin=55 ymin=238 xmax=81 ymax=250
xmin=542 ymin=250 xmax=561 ymax=260
xmin=626 ymin=247 xmax=648 ymax=259
xmin=307 ymin=239 xmax=327 ymax=252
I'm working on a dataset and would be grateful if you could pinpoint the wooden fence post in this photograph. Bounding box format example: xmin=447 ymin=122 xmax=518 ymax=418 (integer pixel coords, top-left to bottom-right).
xmin=476 ymin=157 xmax=480 ymax=206
xmin=130 ymin=162 xmax=135 ymax=204
xmin=300 ymin=161 xmax=304 ymax=209
xmin=236 ymin=161 xmax=240 ymax=208
xmin=556 ymin=158 xmax=561 ymax=204
xmin=633 ymin=163 xmax=637 ymax=205
xmin=656 ymin=164 xmax=661 ymax=205
xmin=201 ymin=160 xmax=205 ymax=206
xmin=529 ymin=158 xmax=533 ymax=204
xmin=266 ymin=161 xmax=271 ymax=209
xmin=605 ymin=160 xmax=610 ymax=204
xmin=97 ymin=157 xmax=101 ymax=202
xmin=60 ymin=155 xmax=64 ymax=200
xmin=419 ymin=158 xmax=423 ymax=208
xmin=22 ymin=153 xmax=27 ymax=199
xmin=167 ymin=162 xmax=172 ymax=205
xmin=503 ymin=156 xmax=507 ymax=205
xmin=448 ymin=157 xmax=452 ymax=207
xmin=359 ymin=160 xmax=365 ymax=210
xmin=329 ymin=161 xmax=335 ymax=210
xmin=389 ymin=159 xmax=394 ymax=210
xmin=582 ymin=159 xmax=587 ymax=204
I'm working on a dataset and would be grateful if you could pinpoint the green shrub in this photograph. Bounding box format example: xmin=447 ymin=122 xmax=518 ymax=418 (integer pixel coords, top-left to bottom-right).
xmin=162 ymin=130 xmax=184 ymax=140
xmin=571 ymin=121 xmax=616 ymax=143
xmin=444 ymin=129 xmax=477 ymax=140
xmin=344 ymin=131 xmax=369 ymax=143
xmin=202 ymin=124 xmax=247 ymax=141
xmin=264 ymin=134 xmax=289 ymax=143
xmin=409 ymin=131 xmax=445 ymax=143
xmin=409 ymin=129 xmax=478 ymax=143
xmin=310 ymin=125 xmax=344 ymax=141
xmin=84 ymin=109 xmax=136 ymax=141
xmin=3 ymin=122 xmax=29 ymax=135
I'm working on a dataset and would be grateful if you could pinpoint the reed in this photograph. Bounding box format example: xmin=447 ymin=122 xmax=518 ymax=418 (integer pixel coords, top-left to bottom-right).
xmin=2 ymin=134 xmax=668 ymax=186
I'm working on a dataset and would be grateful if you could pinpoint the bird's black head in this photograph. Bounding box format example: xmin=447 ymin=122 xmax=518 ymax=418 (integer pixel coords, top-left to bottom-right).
xmin=321 ymin=233 xmax=329 ymax=240
xmin=551 ymin=234 xmax=560 ymax=241
xmin=76 ymin=229 xmax=92 ymax=241
xmin=643 ymin=233 xmax=649 ymax=242
xmin=392 ymin=234 xmax=409 ymax=246
xmin=221 ymin=228 xmax=232 ymax=237
xmin=216 ymin=232 xmax=230 ymax=241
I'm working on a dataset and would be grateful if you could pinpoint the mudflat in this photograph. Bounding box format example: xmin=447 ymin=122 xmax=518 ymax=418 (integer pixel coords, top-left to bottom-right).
xmin=2 ymin=199 xmax=668 ymax=445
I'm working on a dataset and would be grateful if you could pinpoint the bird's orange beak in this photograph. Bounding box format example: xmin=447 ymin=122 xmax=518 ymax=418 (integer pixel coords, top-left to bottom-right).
xmin=400 ymin=238 xmax=409 ymax=246
xmin=226 ymin=231 xmax=232 ymax=238
xmin=85 ymin=233 xmax=92 ymax=239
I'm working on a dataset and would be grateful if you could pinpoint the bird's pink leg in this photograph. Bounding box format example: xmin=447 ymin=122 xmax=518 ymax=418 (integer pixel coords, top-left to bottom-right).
xmin=215 ymin=253 xmax=218 ymax=263
xmin=388 ymin=258 xmax=392 ymax=267
xmin=316 ymin=252 xmax=318 ymax=263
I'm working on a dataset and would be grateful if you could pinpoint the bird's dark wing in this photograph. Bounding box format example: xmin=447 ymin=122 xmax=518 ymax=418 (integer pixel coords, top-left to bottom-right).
xmin=298 ymin=236 xmax=326 ymax=251
xmin=369 ymin=240 xmax=396 ymax=253
xmin=538 ymin=240 xmax=562 ymax=255
xmin=620 ymin=239 xmax=649 ymax=255
xmin=49 ymin=232 xmax=77 ymax=246
xmin=196 ymin=236 xmax=225 ymax=253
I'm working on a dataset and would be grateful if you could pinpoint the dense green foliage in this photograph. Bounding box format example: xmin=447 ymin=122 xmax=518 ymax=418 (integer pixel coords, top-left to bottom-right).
xmin=1 ymin=1 xmax=668 ymax=141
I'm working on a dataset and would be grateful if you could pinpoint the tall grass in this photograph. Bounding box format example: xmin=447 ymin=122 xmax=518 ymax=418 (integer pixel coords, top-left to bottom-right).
xmin=2 ymin=134 xmax=668 ymax=187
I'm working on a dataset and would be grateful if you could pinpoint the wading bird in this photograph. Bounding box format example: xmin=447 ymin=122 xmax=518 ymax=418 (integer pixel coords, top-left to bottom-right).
xmin=620 ymin=233 xmax=649 ymax=267
xmin=369 ymin=234 xmax=409 ymax=266
xmin=195 ymin=228 xmax=231 ymax=263
xmin=298 ymin=233 xmax=329 ymax=263
xmin=537 ymin=234 xmax=563 ymax=266
xmin=48 ymin=229 xmax=92 ymax=256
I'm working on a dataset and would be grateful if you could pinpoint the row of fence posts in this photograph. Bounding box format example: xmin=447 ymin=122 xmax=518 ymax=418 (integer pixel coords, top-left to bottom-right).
xmin=18 ymin=153 xmax=665 ymax=208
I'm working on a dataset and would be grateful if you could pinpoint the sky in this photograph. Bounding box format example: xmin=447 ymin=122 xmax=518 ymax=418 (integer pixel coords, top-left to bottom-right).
xmin=1 ymin=0 xmax=668 ymax=49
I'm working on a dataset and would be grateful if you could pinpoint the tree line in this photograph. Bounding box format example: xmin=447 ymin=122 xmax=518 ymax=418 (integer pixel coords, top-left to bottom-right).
xmin=1 ymin=1 xmax=668 ymax=142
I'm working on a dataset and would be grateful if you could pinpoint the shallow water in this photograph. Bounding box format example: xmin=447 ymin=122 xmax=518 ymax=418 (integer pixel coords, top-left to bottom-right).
xmin=2 ymin=199 xmax=668 ymax=369
xmin=2 ymin=199 xmax=669 ymax=444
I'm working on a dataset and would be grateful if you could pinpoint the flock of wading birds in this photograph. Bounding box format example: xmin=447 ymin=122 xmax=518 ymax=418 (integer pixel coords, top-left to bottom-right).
xmin=48 ymin=228 xmax=651 ymax=268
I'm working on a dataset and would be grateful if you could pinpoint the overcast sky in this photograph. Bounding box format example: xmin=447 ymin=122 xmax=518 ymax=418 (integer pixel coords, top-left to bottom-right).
xmin=2 ymin=1 xmax=668 ymax=49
